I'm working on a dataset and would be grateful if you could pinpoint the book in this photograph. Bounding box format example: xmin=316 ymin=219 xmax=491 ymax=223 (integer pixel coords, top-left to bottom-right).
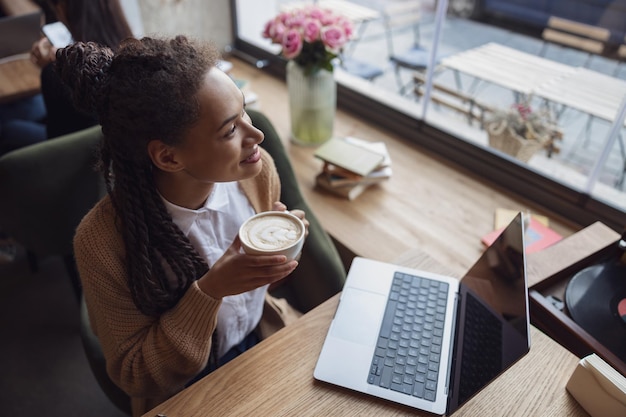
xmin=314 ymin=137 xmax=385 ymax=177
xmin=314 ymin=136 xmax=392 ymax=199
xmin=322 ymin=137 xmax=392 ymax=187
xmin=315 ymin=172 xmax=373 ymax=200
xmin=494 ymin=208 xmax=549 ymax=229
xmin=481 ymin=216 xmax=563 ymax=254
xmin=323 ymin=163 xmax=391 ymax=187
xmin=344 ymin=136 xmax=392 ymax=168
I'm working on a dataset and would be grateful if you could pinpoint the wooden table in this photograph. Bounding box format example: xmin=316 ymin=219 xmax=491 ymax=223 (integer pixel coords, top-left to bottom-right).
xmin=141 ymin=250 xmax=587 ymax=417
xmin=0 ymin=54 xmax=41 ymax=104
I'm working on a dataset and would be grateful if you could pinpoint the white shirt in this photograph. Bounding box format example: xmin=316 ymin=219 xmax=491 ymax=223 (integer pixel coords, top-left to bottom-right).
xmin=162 ymin=182 xmax=266 ymax=358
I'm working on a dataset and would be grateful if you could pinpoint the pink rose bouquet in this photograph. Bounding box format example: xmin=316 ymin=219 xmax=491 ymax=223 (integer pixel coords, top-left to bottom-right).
xmin=262 ymin=6 xmax=354 ymax=74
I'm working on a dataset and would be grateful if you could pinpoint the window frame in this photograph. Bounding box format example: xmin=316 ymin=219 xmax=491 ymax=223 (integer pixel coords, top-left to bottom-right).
xmin=228 ymin=0 xmax=626 ymax=231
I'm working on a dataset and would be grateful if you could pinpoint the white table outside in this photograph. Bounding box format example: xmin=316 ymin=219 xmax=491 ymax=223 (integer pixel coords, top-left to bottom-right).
xmin=533 ymin=67 xmax=626 ymax=186
xmin=534 ymin=67 xmax=626 ymax=123
xmin=439 ymin=42 xmax=625 ymax=186
xmin=439 ymin=42 xmax=576 ymax=98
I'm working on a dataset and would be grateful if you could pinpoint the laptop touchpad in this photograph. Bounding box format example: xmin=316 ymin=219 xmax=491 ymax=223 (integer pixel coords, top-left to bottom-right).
xmin=331 ymin=288 xmax=387 ymax=346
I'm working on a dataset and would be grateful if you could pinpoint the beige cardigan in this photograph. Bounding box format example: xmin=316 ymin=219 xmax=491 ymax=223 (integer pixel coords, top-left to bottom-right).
xmin=74 ymin=150 xmax=281 ymax=416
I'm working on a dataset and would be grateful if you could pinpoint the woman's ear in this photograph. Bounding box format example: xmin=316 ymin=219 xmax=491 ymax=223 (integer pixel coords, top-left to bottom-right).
xmin=147 ymin=140 xmax=184 ymax=172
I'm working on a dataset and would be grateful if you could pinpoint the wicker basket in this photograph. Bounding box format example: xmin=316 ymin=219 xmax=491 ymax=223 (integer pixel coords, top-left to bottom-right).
xmin=487 ymin=120 xmax=546 ymax=163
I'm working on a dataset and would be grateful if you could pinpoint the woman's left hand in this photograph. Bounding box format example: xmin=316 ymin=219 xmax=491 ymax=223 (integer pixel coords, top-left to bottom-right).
xmin=30 ymin=37 xmax=57 ymax=68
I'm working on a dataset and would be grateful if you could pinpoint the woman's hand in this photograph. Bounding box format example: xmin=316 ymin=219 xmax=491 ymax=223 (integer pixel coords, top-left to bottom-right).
xmin=30 ymin=37 xmax=57 ymax=68
xmin=197 ymin=202 xmax=308 ymax=299
xmin=197 ymin=235 xmax=298 ymax=299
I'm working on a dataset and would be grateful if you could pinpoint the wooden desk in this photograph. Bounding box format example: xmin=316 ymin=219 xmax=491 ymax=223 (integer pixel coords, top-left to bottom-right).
xmin=231 ymin=58 xmax=576 ymax=274
xmin=142 ymin=250 xmax=587 ymax=417
xmin=0 ymin=55 xmax=41 ymax=104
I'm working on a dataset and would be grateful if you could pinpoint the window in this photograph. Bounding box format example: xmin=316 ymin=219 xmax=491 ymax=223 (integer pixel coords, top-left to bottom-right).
xmin=231 ymin=0 xmax=626 ymax=230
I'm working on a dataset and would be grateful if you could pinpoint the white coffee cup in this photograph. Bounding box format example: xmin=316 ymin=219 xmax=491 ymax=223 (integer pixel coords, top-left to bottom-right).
xmin=239 ymin=211 xmax=305 ymax=260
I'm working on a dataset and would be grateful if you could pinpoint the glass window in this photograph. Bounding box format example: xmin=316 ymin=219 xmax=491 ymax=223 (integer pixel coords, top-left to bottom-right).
xmin=232 ymin=0 xmax=626 ymax=228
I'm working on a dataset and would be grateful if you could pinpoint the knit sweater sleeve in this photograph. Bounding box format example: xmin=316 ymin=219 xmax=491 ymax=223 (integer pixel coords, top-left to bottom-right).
xmin=74 ymin=197 xmax=222 ymax=400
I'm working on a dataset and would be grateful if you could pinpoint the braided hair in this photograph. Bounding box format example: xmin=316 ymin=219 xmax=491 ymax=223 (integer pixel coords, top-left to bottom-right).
xmin=55 ymin=36 xmax=220 ymax=317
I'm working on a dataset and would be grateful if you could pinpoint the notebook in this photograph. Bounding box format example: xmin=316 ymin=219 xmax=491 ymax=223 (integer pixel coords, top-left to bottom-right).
xmin=0 ymin=11 xmax=43 ymax=59
xmin=314 ymin=213 xmax=530 ymax=415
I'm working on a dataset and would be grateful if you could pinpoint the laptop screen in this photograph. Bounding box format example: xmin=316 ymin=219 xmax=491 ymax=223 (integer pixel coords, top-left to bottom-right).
xmin=447 ymin=213 xmax=529 ymax=414
xmin=0 ymin=12 xmax=43 ymax=59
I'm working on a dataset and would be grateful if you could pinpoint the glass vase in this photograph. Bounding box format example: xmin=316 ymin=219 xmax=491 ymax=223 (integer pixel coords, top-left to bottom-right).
xmin=286 ymin=60 xmax=336 ymax=146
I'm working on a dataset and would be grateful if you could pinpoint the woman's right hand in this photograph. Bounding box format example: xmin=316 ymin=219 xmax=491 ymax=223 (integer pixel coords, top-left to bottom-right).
xmin=197 ymin=235 xmax=298 ymax=299
xmin=30 ymin=37 xmax=57 ymax=68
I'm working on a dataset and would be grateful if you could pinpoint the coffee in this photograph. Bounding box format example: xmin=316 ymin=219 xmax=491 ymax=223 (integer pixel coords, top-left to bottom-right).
xmin=239 ymin=211 xmax=305 ymax=259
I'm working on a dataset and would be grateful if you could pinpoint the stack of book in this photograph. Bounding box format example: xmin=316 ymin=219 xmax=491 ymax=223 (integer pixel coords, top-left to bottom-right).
xmin=313 ymin=136 xmax=392 ymax=200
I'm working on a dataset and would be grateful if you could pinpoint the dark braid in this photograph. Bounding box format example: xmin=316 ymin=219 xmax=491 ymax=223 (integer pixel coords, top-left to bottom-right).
xmin=55 ymin=36 xmax=220 ymax=316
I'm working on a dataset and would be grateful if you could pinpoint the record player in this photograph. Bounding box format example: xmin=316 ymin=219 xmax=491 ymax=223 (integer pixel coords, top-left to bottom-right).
xmin=528 ymin=222 xmax=626 ymax=377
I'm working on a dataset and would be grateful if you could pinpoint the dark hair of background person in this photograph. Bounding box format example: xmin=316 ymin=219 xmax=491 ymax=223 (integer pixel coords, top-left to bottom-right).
xmin=43 ymin=0 xmax=134 ymax=139
xmin=47 ymin=0 xmax=133 ymax=46
xmin=55 ymin=37 xmax=222 ymax=317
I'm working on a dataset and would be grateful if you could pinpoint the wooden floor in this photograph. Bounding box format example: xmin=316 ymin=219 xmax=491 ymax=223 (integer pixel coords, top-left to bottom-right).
xmin=230 ymin=58 xmax=578 ymax=276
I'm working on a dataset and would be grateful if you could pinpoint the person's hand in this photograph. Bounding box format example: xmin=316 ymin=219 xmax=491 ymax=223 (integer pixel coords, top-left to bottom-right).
xmin=272 ymin=201 xmax=309 ymax=238
xmin=197 ymin=235 xmax=298 ymax=299
xmin=30 ymin=37 xmax=57 ymax=68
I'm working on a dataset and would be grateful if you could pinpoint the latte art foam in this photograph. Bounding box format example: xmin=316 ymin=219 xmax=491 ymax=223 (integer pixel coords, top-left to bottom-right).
xmin=242 ymin=215 xmax=302 ymax=251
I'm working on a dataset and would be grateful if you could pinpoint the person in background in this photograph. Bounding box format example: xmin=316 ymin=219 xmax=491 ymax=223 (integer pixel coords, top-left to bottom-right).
xmin=0 ymin=0 xmax=134 ymax=156
xmin=56 ymin=36 xmax=308 ymax=416
xmin=33 ymin=0 xmax=134 ymax=139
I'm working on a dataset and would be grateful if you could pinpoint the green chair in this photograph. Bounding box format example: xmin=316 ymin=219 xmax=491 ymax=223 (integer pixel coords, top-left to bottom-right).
xmin=0 ymin=125 xmax=106 ymax=300
xmin=80 ymin=295 xmax=133 ymax=415
xmin=0 ymin=125 xmax=132 ymax=414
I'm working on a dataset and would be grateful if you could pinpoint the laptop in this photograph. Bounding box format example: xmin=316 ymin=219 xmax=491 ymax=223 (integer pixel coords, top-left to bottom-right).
xmin=0 ymin=11 xmax=43 ymax=59
xmin=314 ymin=212 xmax=530 ymax=415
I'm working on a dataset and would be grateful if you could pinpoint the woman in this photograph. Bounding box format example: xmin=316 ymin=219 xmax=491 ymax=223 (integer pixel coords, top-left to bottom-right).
xmin=56 ymin=36 xmax=307 ymax=416
xmin=34 ymin=0 xmax=134 ymax=139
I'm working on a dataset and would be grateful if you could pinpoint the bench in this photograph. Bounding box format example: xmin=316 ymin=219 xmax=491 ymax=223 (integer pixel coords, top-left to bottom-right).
xmin=540 ymin=17 xmax=610 ymax=66
xmin=413 ymin=72 xmax=493 ymax=126
xmin=413 ymin=72 xmax=563 ymax=157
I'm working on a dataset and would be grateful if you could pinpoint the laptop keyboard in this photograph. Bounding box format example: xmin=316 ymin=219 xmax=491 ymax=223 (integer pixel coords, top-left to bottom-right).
xmin=367 ymin=271 xmax=449 ymax=402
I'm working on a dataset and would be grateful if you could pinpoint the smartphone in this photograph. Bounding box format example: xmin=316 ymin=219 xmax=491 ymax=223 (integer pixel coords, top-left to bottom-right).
xmin=42 ymin=21 xmax=73 ymax=48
